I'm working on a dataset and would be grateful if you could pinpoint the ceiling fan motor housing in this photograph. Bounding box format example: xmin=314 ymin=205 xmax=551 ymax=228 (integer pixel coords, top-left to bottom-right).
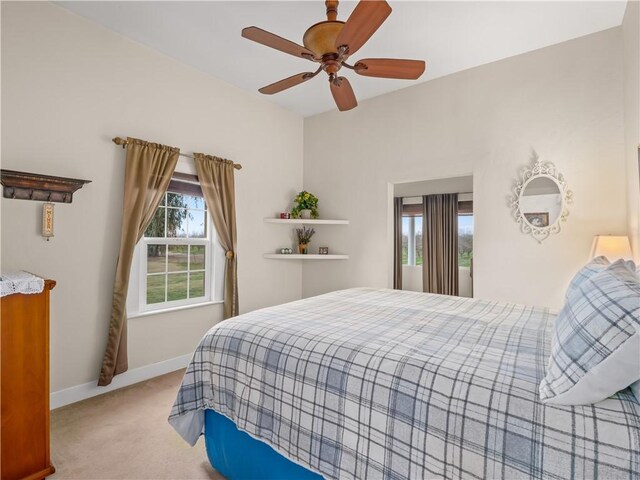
xmin=303 ymin=21 xmax=345 ymax=58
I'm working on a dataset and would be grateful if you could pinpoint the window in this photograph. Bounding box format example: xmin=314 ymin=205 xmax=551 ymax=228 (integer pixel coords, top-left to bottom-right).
xmin=458 ymin=214 xmax=473 ymax=268
xmin=127 ymin=173 xmax=224 ymax=316
xmin=402 ymin=215 xmax=423 ymax=266
xmin=402 ymin=199 xmax=473 ymax=267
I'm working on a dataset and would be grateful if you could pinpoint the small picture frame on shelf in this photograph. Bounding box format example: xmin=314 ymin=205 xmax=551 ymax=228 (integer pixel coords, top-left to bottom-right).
xmin=318 ymin=247 xmax=329 ymax=255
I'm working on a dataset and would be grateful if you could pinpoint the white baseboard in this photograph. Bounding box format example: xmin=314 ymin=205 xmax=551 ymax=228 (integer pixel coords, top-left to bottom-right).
xmin=50 ymin=353 xmax=193 ymax=410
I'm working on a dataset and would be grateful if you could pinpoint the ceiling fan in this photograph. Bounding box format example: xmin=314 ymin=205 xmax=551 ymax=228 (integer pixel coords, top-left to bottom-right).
xmin=241 ymin=0 xmax=426 ymax=112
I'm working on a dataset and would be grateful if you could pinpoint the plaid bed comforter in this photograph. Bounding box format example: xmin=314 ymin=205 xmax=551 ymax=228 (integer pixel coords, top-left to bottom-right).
xmin=169 ymin=288 xmax=640 ymax=479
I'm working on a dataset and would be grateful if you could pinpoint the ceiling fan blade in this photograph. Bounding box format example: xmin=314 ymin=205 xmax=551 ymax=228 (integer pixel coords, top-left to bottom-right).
xmin=259 ymin=70 xmax=321 ymax=95
xmin=335 ymin=1 xmax=392 ymax=56
xmin=330 ymin=77 xmax=358 ymax=111
xmin=354 ymin=58 xmax=426 ymax=79
xmin=242 ymin=26 xmax=317 ymax=60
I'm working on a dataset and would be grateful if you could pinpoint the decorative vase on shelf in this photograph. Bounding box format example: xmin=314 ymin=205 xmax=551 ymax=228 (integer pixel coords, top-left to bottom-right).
xmin=298 ymin=243 xmax=308 ymax=254
xmin=300 ymin=209 xmax=312 ymax=219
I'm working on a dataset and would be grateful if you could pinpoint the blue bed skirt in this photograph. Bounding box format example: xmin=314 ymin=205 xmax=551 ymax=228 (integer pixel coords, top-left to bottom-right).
xmin=204 ymin=409 xmax=322 ymax=480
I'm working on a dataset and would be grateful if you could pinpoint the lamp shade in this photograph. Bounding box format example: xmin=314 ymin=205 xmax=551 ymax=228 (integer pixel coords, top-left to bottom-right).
xmin=590 ymin=235 xmax=633 ymax=261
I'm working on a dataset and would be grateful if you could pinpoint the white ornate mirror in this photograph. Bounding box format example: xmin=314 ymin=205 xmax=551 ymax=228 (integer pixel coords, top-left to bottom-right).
xmin=510 ymin=156 xmax=573 ymax=243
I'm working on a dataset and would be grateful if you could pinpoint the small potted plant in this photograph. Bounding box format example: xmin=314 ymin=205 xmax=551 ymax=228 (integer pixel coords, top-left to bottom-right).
xmin=291 ymin=191 xmax=319 ymax=219
xmin=295 ymin=226 xmax=315 ymax=254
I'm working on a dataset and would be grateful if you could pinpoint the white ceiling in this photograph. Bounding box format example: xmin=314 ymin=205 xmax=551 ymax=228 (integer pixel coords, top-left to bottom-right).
xmin=57 ymin=1 xmax=627 ymax=117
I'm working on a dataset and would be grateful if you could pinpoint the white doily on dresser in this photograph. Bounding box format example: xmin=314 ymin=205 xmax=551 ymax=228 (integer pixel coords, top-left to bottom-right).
xmin=0 ymin=271 xmax=45 ymax=297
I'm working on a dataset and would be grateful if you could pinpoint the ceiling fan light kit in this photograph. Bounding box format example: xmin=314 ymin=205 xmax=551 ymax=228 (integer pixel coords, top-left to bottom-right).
xmin=241 ymin=0 xmax=426 ymax=112
xmin=303 ymin=20 xmax=345 ymax=57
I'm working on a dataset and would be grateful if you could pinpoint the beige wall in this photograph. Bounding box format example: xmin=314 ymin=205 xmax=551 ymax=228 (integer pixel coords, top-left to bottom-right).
xmin=303 ymin=28 xmax=627 ymax=309
xmin=623 ymin=0 xmax=640 ymax=261
xmin=1 ymin=2 xmax=633 ymax=395
xmin=1 ymin=2 xmax=303 ymax=392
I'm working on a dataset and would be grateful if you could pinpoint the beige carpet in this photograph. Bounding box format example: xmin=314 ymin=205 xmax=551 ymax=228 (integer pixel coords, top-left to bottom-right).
xmin=50 ymin=370 xmax=224 ymax=480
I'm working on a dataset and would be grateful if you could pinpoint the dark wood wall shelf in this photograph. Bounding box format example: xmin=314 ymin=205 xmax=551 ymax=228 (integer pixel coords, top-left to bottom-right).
xmin=1 ymin=170 xmax=91 ymax=203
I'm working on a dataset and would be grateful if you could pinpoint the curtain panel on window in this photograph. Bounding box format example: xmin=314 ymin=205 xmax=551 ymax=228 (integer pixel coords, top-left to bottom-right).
xmin=422 ymin=193 xmax=459 ymax=296
xmin=193 ymin=153 xmax=239 ymax=319
xmin=394 ymin=197 xmax=403 ymax=290
xmin=98 ymin=138 xmax=179 ymax=386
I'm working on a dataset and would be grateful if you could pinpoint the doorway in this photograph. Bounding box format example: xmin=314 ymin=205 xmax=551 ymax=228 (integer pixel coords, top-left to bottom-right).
xmin=393 ymin=175 xmax=473 ymax=297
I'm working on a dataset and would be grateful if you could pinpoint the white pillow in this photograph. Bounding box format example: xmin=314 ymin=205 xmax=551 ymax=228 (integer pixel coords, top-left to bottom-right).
xmin=540 ymin=259 xmax=640 ymax=405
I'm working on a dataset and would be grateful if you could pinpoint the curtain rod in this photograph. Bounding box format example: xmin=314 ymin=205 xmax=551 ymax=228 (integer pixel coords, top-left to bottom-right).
xmin=398 ymin=193 xmax=473 ymax=198
xmin=112 ymin=137 xmax=242 ymax=170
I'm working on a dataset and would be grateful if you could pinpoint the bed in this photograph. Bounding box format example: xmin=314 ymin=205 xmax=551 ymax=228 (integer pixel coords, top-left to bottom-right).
xmin=169 ymin=288 xmax=640 ymax=479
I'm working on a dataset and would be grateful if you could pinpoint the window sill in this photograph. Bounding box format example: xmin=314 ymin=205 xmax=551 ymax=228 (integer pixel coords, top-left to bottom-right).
xmin=128 ymin=300 xmax=223 ymax=319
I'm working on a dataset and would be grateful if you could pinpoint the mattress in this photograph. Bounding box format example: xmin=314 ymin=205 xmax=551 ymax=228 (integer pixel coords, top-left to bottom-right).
xmin=169 ymin=288 xmax=640 ymax=479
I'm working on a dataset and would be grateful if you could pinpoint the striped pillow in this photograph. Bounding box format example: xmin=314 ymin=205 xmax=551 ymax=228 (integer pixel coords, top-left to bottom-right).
xmin=540 ymin=259 xmax=640 ymax=405
xmin=564 ymin=256 xmax=610 ymax=301
xmin=630 ymin=266 xmax=640 ymax=403
xmin=631 ymin=380 xmax=640 ymax=403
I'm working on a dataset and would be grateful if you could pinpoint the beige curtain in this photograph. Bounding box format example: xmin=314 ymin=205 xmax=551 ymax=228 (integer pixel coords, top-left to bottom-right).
xmin=99 ymin=138 xmax=179 ymax=386
xmin=422 ymin=193 xmax=459 ymax=296
xmin=193 ymin=153 xmax=239 ymax=319
xmin=394 ymin=197 xmax=403 ymax=290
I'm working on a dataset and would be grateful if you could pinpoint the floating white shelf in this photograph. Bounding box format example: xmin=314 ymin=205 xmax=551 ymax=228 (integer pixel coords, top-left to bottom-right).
xmin=263 ymin=254 xmax=349 ymax=260
xmin=264 ymin=218 xmax=349 ymax=225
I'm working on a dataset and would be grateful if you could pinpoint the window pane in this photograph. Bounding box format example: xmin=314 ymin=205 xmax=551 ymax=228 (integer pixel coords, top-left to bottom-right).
xmin=166 ymin=192 xmax=186 ymax=208
xmin=185 ymin=195 xmax=205 ymax=210
xmin=166 ymin=208 xmax=187 ymax=237
xmin=188 ymin=210 xmax=206 ymax=238
xmin=189 ymin=271 xmax=205 ymax=298
xmin=415 ymin=217 xmax=423 ymax=266
xmin=145 ymin=207 xmax=166 ymax=238
xmin=147 ymin=244 xmax=166 ymax=273
xmin=147 ymin=275 xmax=166 ymax=304
xmin=458 ymin=215 xmax=473 ymax=267
xmin=167 ymin=273 xmax=188 ymax=301
xmin=166 ymin=192 xmax=188 ymax=238
xmin=190 ymin=245 xmax=206 ymax=270
xmin=401 ymin=217 xmax=409 ymax=265
xmin=168 ymin=245 xmax=188 ymax=272
xmin=402 ymin=215 xmax=422 ymax=266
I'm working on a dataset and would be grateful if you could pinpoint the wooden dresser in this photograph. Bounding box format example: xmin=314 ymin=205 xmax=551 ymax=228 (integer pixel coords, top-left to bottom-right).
xmin=1 ymin=279 xmax=55 ymax=480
